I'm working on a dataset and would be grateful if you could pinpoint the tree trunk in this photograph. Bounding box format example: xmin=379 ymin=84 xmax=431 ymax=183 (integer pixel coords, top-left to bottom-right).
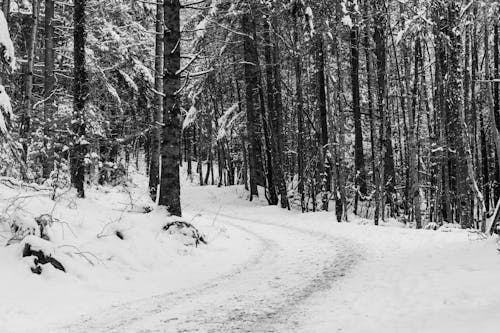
xmin=2 ymin=0 xmax=9 ymax=22
xmin=242 ymin=8 xmax=264 ymax=200
xmin=363 ymin=7 xmax=376 ymax=186
xmin=20 ymin=0 xmax=39 ymax=175
xmin=350 ymin=18 xmax=366 ymax=215
xmin=149 ymin=0 xmax=163 ymax=202
xmin=271 ymin=22 xmax=290 ymax=210
xmin=72 ymin=0 xmax=87 ymax=198
xmin=42 ymin=0 xmax=55 ymax=179
xmin=494 ymin=21 xmax=500 ymax=202
xmin=159 ymin=0 xmax=182 ymax=216
xmin=294 ymin=11 xmax=305 ymax=212
xmin=409 ymin=37 xmax=422 ymax=228
xmin=373 ymin=0 xmax=387 ymax=226
xmin=263 ymin=19 xmax=288 ymax=207
xmin=314 ymin=33 xmax=330 ymax=211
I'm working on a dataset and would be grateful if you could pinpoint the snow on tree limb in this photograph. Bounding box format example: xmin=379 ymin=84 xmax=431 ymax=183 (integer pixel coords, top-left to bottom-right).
xmin=182 ymin=91 xmax=201 ymax=130
xmin=0 ymin=9 xmax=15 ymax=71
xmin=0 ymin=85 xmax=12 ymax=135
xmin=217 ymin=102 xmax=241 ymax=140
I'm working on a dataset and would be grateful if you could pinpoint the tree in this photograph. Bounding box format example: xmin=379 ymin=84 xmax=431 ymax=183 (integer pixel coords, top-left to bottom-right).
xmin=159 ymin=0 xmax=182 ymax=216
xmin=42 ymin=0 xmax=55 ymax=179
xmin=72 ymin=0 xmax=88 ymax=198
xmin=373 ymin=0 xmax=387 ymax=226
xmin=149 ymin=0 xmax=163 ymax=202
xmin=348 ymin=0 xmax=366 ymax=215
xmin=242 ymin=5 xmax=264 ymax=200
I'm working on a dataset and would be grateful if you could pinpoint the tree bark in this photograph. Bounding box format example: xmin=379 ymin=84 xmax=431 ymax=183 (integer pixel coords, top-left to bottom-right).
xmin=159 ymin=0 xmax=182 ymax=216
xmin=409 ymin=37 xmax=422 ymax=228
xmin=42 ymin=0 xmax=55 ymax=179
xmin=72 ymin=0 xmax=87 ymax=198
xmin=294 ymin=10 xmax=305 ymax=212
xmin=350 ymin=13 xmax=366 ymax=216
xmin=149 ymin=0 xmax=163 ymax=202
xmin=314 ymin=33 xmax=330 ymax=211
xmin=242 ymin=8 xmax=264 ymax=200
xmin=20 ymin=0 xmax=39 ymax=175
xmin=373 ymin=0 xmax=387 ymax=226
xmin=2 ymin=0 xmax=9 ymax=22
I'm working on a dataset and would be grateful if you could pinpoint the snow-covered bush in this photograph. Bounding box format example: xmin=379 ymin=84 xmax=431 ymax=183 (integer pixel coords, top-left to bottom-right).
xmin=98 ymin=161 xmax=127 ymax=186
xmin=438 ymin=223 xmax=463 ymax=232
xmin=21 ymin=236 xmax=65 ymax=274
xmin=8 ymin=216 xmax=38 ymax=245
xmin=163 ymin=220 xmax=207 ymax=247
xmin=424 ymin=222 xmax=439 ymax=231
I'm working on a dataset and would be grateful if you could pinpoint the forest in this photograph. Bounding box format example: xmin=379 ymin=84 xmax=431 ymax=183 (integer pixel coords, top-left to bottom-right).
xmin=1 ymin=0 xmax=500 ymax=332
xmin=0 ymin=0 xmax=499 ymax=231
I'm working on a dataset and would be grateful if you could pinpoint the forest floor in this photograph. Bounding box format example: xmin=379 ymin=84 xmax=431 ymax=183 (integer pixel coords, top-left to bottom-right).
xmin=1 ymin=172 xmax=500 ymax=332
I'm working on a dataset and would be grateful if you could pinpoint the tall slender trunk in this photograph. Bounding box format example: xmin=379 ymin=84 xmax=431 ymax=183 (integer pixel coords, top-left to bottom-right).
xmin=149 ymin=0 xmax=163 ymax=201
xmin=20 ymin=0 xmax=39 ymax=174
xmin=258 ymin=35 xmax=278 ymax=204
xmin=484 ymin=21 xmax=500 ymax=233
xmin=159 ymin=0 xmax=182 ymax=216
xmin=409 ymin=37 xmax=422 ymax=228
xmin=242 ymin=8 xmax=264 ymax=199
xmin=471 ymin=8 xmax=488 ymax=214
xmin=350 ymin=20 xmax=366 ymax=216
xmin=294 ymin=12 xmax=305 ymax=212
xmin=373 ymin=0 xmax=387 ymax=225
xmin=72 ymin=0 xmax=87 ymax=198
xmin=264 ymin=19 xmax=288 ymax=208
xmin=494 ymin=21 xmax=500 ymax=202
xmin=272 ymin=22 xmax=290 ymax=210
xmin=42 ymin=0 xmax=55 ymax=179
xmin=363 ymin=9 xmax=376 ymax=186
xmin=186 ymin=128 xmax=193 ymax=181
xmin=2 ymin=0 xmax=9 ymax=22
xmin=314 ymin=33 xmax=330 ymax=211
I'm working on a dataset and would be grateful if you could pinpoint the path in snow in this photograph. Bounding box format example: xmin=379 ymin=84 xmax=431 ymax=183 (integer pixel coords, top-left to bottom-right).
xmin=56 ymin=212 xmax=363 ymax=332
xmin=51 ymin=184 xmax=500 ymax=333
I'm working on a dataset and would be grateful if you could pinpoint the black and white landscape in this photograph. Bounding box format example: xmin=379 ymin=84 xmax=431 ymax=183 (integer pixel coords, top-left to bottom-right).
xmin=1 ymin=0 xmax=500 ymax=332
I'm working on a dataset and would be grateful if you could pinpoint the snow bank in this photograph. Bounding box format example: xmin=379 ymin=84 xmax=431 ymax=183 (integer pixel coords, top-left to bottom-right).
xmin=0 ymin=172 xmax=259 ymax=332
xmin=185 ymin=184 xmax=500 ymax=333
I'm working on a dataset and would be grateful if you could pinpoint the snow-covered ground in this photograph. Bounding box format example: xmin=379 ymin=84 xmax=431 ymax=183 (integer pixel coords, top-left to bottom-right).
xmin=1 ymin=172 xmax=500 ymax=332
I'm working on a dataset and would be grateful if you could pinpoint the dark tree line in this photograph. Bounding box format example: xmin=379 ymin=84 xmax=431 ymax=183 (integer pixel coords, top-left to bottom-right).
xmin=1 ymin=0 xmax=500 ymax=229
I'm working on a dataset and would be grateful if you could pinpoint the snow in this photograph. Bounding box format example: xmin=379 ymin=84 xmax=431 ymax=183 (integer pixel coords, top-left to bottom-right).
xmin=132 ymin=59 xmax=154 ymax=85
xmin=106 ymin=83 xmax=121 ymax=105
xmin=0 ymin=172 xmax=260 ymax=332
xmin=0 ymin=84 xmax=13 ymax=135
xmin=0 ymin=9 xmax=15 ymax=71
xmin=304 ymin=6 xmax=315 ymax=34
xmin=182 ymin=105 xmax=198 ymax=130
xmin=341 ymin=15 xmax=354 ymax=28
xmin=193 ymin=0 xmax=218 ymax=45
xmin=1 ymin=167 xmax=500 ymax=332
xmin=217 ymin=102 xmax=241 ymax=140
xmin=118 ymin=70 xmax=138 ymax=93
xmin=182 ymin=91 xmax=201 ymax=130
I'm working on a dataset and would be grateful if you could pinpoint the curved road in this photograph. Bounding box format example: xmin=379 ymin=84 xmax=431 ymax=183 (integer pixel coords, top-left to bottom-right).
xmin=57 ymin=212 xmax=363 ymax=333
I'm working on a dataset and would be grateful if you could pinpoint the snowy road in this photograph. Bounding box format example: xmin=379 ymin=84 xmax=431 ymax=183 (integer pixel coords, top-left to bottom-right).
xmin=9 ymin=184 xmax=496 ymax=333
xmin=56 ymin=210 xmax=362 ymax=333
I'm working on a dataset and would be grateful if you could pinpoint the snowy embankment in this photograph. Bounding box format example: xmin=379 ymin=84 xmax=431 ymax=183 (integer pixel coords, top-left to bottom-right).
xmin=1 ymin=173 xmax=500 ymax=332
xmin=186 ymin=186 xmax=500 ymax=332
xmin=0 ymin=175 xmax=260 ymax=332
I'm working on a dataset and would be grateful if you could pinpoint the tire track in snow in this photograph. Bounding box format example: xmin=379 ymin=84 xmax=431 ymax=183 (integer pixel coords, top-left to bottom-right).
xmin=194 ymin=214 xmax=364 ymax=332
xmin=54 ymin=221 xmax=274 ymax=333
xmin=57 ymin=211 xmax=364 ymax=333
